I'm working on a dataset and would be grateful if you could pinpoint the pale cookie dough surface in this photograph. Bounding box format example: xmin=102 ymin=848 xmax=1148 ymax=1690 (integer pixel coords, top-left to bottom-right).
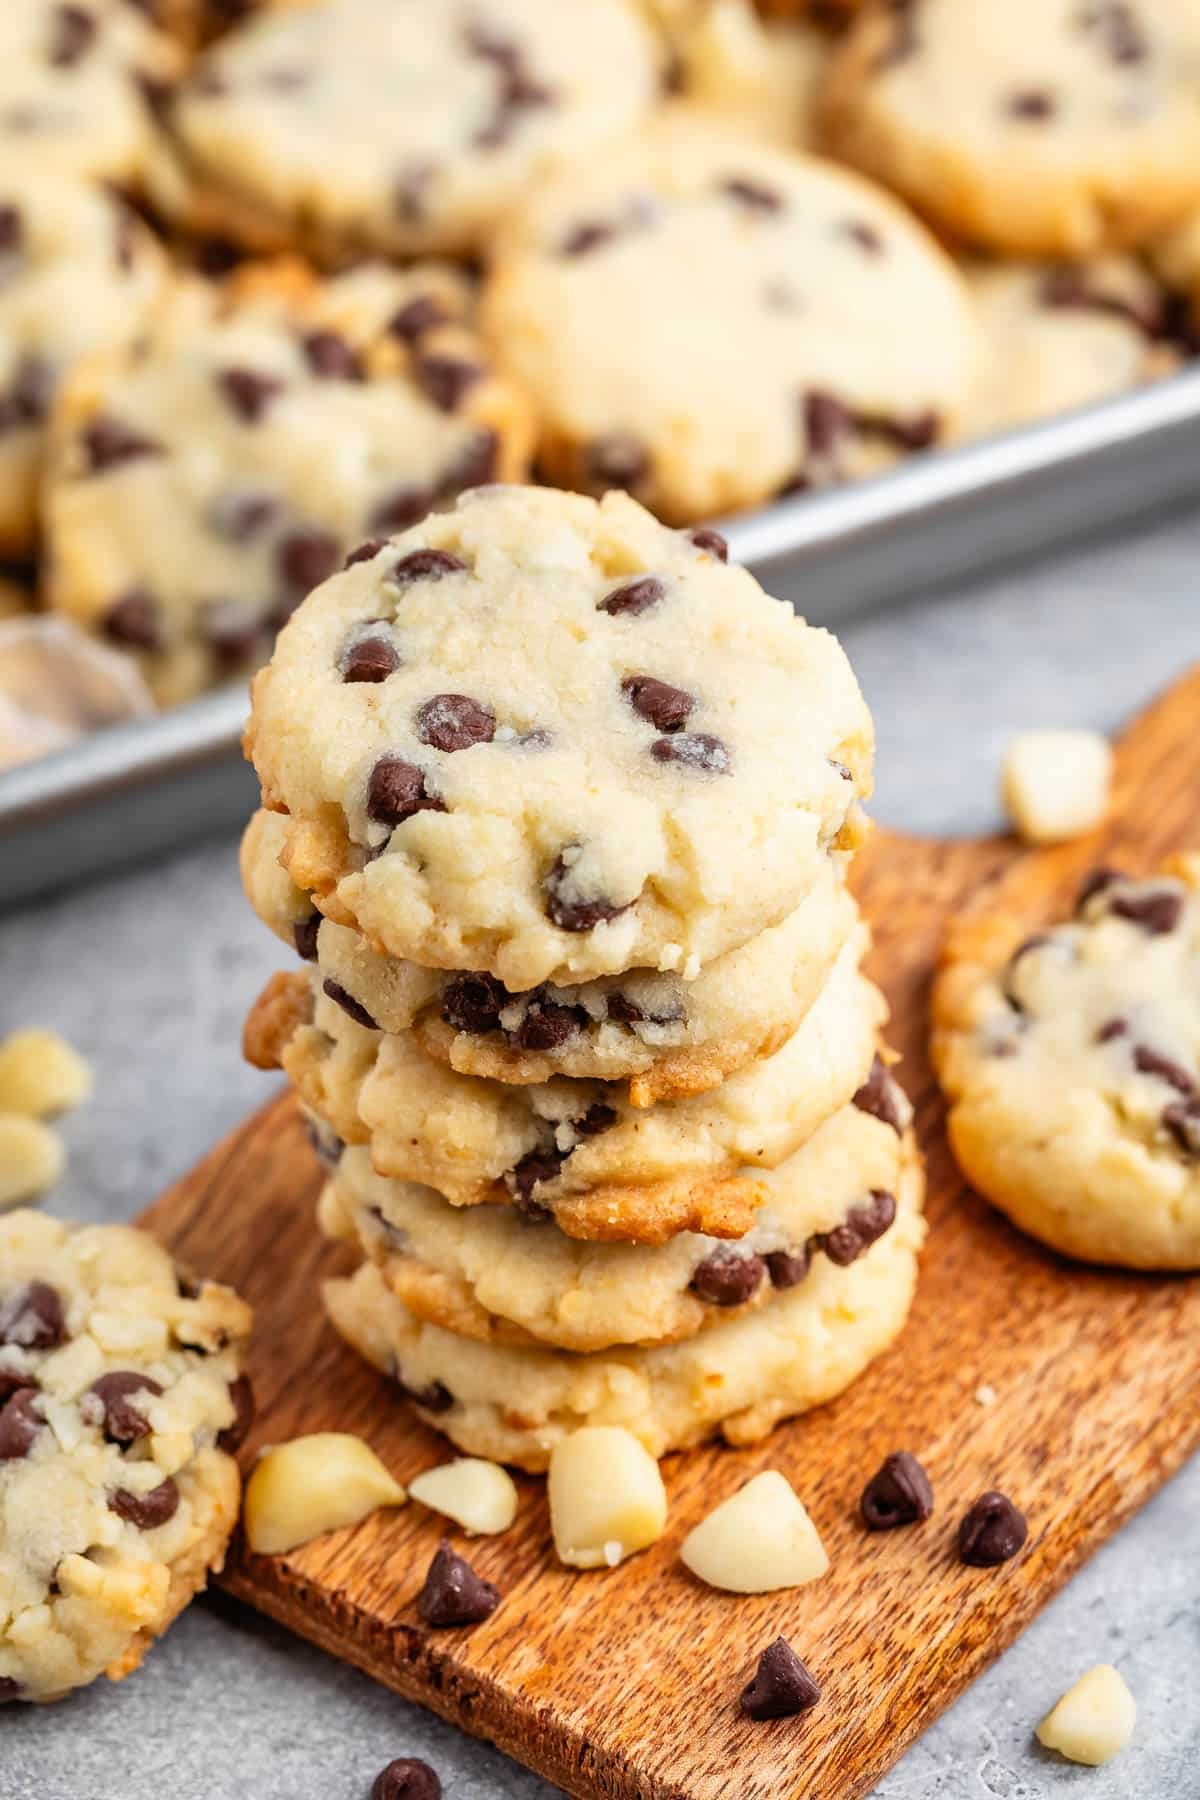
xmin=246 ymin=485 xmax=874 ymax=990
xmin=2 ymin=0 xmax=180 ymax=189
xmin=324 ymin=1137 xmax=924 ymax=1470
xmin=241 ymin=806 xmax=858 ymax=1104
xmin=933 ymin=856 xmax=1200 ymax=1269
xmin=820 ymin=0 xmax=1200 ymax=258
xmin=44 ymin=259 xmax=532 ymax=705
xmin=320 ymin=1070 xmax=911 ymax=1351
xmin=481 ymin=112 xmax=977 ymax=523
xmin=246 ymin=927 xmax=884 ymax=1242
xmin=0 ymin=1209 xmax=252 ymax=1705
xmin=151 ymin=0 xmax=660 ymax=262
xmin=0 ymin=166 xmax=167 ymax=558
xmin=963 ymin=255 xmax=1183 ymax=439
xmin=669 ymin=1 xmax=830 ymax=147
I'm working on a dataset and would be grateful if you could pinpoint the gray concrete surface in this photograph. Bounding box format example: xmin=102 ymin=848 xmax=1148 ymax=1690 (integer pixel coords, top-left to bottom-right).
xmin=3 ymin=509 xmax=1199 ymax=1800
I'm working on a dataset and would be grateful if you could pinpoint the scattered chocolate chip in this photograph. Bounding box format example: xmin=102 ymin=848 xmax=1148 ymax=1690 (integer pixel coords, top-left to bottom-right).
xmin=1133 ymin=1044 xmax=1195 ymax=1096
xmin=217 ymin=1374 xmax=255 ymax=1452
xmin=323 ymin=978 xmax=378 ymax=1031
xmin=561 ymin=220 xmax=617 ymax=256
xmin=860 ymin=1451 xmax=933 ymax=1530
xmin=416 ymin=356 xmax=482 ymax=413
xmin=0 ymin=1677 xmax=21 ymax=1704
xmin=512 ymin=1001 xmax=583 ymax=1052
xmin=720 ymin=176 xmax=783 ymax=213
xmin=103 ymin=588 xmax=162 ymax=651
xmin=207 ymin=490 xmax=277 ymax=542
xmin=438 ymin=429 xmax=498 ymax=493
xmin=587 ymin=433 xmax=648 ymax=492
xmin=49 ymin=5 xmax=96 ymax=68
xmin=0 ymin=1282 xmax=66 ymax=1350
xmin=203 ymin=600 xmax=263 ymax=666
xmin=82 ymin=415 xmax=164 ymax=473
xmin=1164 ymin=1096 xmax=1200 ymax=1156
xmin=344 ymin=539 xmax=386 ymax=568
xmin=508 ymin=1146 xmax=566 ymax=1202
xmin=544 ymin=852 xmax=630 ymax=932
xmin=0 ymin=1389 xmax=43 ymax=1461
xmin=302 ymin=330 xmax=362 ymax=380
xmin=390 ymin=548 xmax=468 ymax=584
xmin=820 ymin=1190 xmax=896 ymax=1266
xmin=397 ymin=1375 xmax=454 ymax=1414
xmin=218 ymin=366 xmax=284 ymax=423
xmin=1109 ymin=889 xmax=1184 ymax=934
xmin=598 ymin=575 xmax=665 ymax=617
xmin=417 ymin=1542 xmax=500 ymax=1628
xmin=841 ymin=219 xmax=884 ymax=255
xmin=293 ymin=913 xmax=321 ymax=961
xmin=740 ymin=1638 xmax=821 ymax=1721
xmin=851 ymin=1055 xmax=904 ymax=1134
xmin=367 ymin=754 xmax=445 ymax=827
xmin=442 ymin=972 xmax=508 ymax=1034
xmin=1096 ymin=1016 xmax=1128 ymax=1043
xmin=622 ymin=675 xmax=695 ymax=733
xmin=389 ymin=294 xmax=449 ymax=341
xmin=765 ymin=1248 xmax=810 ymax=1290
xmin=276 ymin=527 xmax=340 ymax=594
xmin=689 ymin=1248 xmax=765 ymax=1307
xmin=958 ymin=1490 xmax=1027 ymax=1566
xmin=371 ymin=1758 xmax=442 ymax=1800
xmin=1007 ymin=89 xmax=1056 ymax=119
xmin=109 ymin=1478 xmax=181 ymax=1530
xmin=341 ymin=630 xmax=400 ymax=685
xmin=416 ymin=693 xmax=496 ymax=752
xmin=688 ymin=526 xmax=728 ymax=561
xmin=1077 ymin=866 xmax=1120 ymax=910
xmin=86 ymin=1371 xmax=163 ymax=1445
xmin=371 ymin=485 xmax=433 ymax=532
xmin=650 ymin=733 xmax=730 ymax=773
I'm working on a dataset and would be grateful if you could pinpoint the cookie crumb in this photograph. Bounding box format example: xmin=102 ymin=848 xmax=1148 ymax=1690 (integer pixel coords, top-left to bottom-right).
xmin=1001 ymin=729 xmax=1113 ymax=845
xmin=681 ymin=1470 xmax=828 ymax=1592
xmin=1036 ymin=1664 xmax=1135 ymax=1766
xmin=975 ymin=1383 xmax=998 ymax=1407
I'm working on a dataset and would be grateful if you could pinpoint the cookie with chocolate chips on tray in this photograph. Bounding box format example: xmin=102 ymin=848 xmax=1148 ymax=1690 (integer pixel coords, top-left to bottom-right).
xmin=820 ymin=0 xmax=1200 ymax=257
xmin=42 ymin=258 xmax=533 ymax=704
xmin=318 ymin=1062 xmax=912 ymax=1351
xmin=322 ymin=1131 xmax=924 ymax=1469
xmin=147 ymin=0 xmax=661 ymax=262
xmin=933 ymin=855 xmax=1200 ymax=1269
xmin=0 ymin=1209 xmax=252 ymax=1706
xmin=480 ymin=109 xmax=977 ymax=524
xmin=244 ymin=925 xmax=884 ymax=1244
xmin=241 ymin=805 xmax=859 ymax=1105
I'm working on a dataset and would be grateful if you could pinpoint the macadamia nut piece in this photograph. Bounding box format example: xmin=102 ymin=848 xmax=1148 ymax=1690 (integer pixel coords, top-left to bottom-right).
xmin=244 ymin=1433 xmax=406 ymax=1555
xmin=0 ymin=1029 xmax=93 ymax=1116
xmin=408 ymin=1459 xmax=518 ymax=1536
xmin=680 ymin=1470 xmax=829 ymax=1593
xmin=1036 ymin=1664 xmax=1136 ymax=1766
xmin=548 ymin=1427 xmax=667 ymax=1570
xmin=0 ymin=1113 xmax=67 ymax=1209
xmin=1002 ymin=730 xmax=1113 ymax=846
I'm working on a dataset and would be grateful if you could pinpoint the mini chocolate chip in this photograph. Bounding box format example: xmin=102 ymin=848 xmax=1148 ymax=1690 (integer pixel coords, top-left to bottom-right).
xmin=562 ymin=220 xmax=617 ymax=256
xmin=720 ymin=176 xmax=783 ymax=213
xmin=416 ymin=356 xmax=482 ymax=412
xmin=765 ymin=1248 xmax=810 ymax=1290
xmin=740 ymin=1638 xmax=821 ymax=1721
xmin=389 ymin=294 xmax=449 ymax=341
xmin=1110 ymin=889 xmax=1184 ymax=934
xmin=103 ymin=588 xmax=162 ymax=651
xmin=651 ymin=732 xmax=730 ymax=773
xmin=344 ymin=539 xmax=386 ymax=568
xmin=689 ymin=1248 xmax=765 ymax=1307
xmin=805 ymin=389 xmax=851 ymax=458
xmin=217 ymin=1374 xmax=255 ymax=1452
xmin=958 ymin=1491 xmax=1027 ymax=1566
xmin=49 ymin=5 xmax=96 ymax=67
xmin=293 ymin=913 xmax=321 ymax=961
xmin=842 ymin=219 xmax=884 ymax=254
xmin=1083 ymin=0 xmax=1147 ymax=64
xmin=0 ymin=1367 xmax=35 ymax=1402
xmin=688 ymin=527 xmax=728 ymax=561
xmin=372 ymin=485 xmax=433 ymax=532
xmin=0 ymin=354 xmax=50 ymax=431
xmin=341 ymin=632 xmax=400 ymax=684
xmin=868 ymin=408 xmax=940 ymax=452
xmin=573 ymin=1102 xmax=618 ymax=1137
xmin=367 ymin=754 xmax=445 ymax=826
xmin=390 ymin=549 xmax=468 ymax=584
xmin=302 ymin=330 xmax=362 ymax=380
xmin=416 ymin=693 xmax=496 ymax=752
xmin=208 ymin=490 xmax=277 ymax=542
xmin=417 ymin=1542 xmax=500 ymax=1627
xmin=219 ymin=366 xmax=284 ymax=423
xmin=0 ymin=1281 xmax=66 ymax=1350
xmin=0 ymin=1677 xmax=21 ymax=1703
xmin=512 ymin=1001 xmax=582 ymax=1052
xmin=1164 ymin=1097 xmax=1200 ymax=1156
xmin=323 ymin=978 xmax=378 ymax=1031
xmin=87 ymin=1371 xmax=163 ymax=1445
xmin=1133 ymin=1044 xmax=1195 ymax=1096
xmin=1040 ymin=265 xmax=1163 ymax=336
xmin=0 ymin=1389 xmax=43 ymax=1460
xmin=1007 ymin=89 xmax=1056 ymax=119
xmin=622 ymin=675 xmax=694 ymax=733
xmin=508 ymin=1147 xmax=566 ymax=1202
xmin=203 ymin=600 xmax=262 ymax=666
xmin=439 ymin=429 xmax=499 ymax=495
xmin=821 ymin=1190 xmax=896 ymax=1266
xmin=599 ymin=575 xmax=665 ymax=617
xmin=852 ymin=1055 xmax=904 ymax=1134
xmin=371 ymin=1758 xmax=442 ymax=1800
xmin=82 ymin=415 xmax=164 ymax=472
xmin=442 ymin=972 xmax=508 ymax=1034
xmin=306 ymin=1118 xmax=344 ymax=1166
xmin=109 ymin=1478 xmax=180 ymax=1530
xmin=1077 ymin=866 xmax=1120 ymax=910
xmin=397 ymin=1375 xmax=454 ymax=1414
xmin=1096 ymin=1016 xmax=1128 ymax=1043
xmin=276 ymin=527 xmax=340 ymax=594
xmin=860 ymin=1451 xmax=933 ymax=1530
xmin=544 ymin=852 xmax=630 ymax=933
xmin=0 ymin=203 xmax=23 ymax=256
xmin=587 ymin=433 xmax=648 ymax=491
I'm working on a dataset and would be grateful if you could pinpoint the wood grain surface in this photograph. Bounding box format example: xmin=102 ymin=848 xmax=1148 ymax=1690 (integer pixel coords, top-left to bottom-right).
xmin=140 ymin=667 xmax=1200 ymax=1800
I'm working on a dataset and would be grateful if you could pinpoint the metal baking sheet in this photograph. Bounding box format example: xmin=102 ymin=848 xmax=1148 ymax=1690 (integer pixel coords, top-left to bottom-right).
xmin=6 ymin=365 xmax=1200 ymax=909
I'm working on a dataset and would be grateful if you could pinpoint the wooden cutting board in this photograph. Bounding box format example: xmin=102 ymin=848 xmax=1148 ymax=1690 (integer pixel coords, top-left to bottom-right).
xmin=141 ymin=667 xmax=1200 ymax=1800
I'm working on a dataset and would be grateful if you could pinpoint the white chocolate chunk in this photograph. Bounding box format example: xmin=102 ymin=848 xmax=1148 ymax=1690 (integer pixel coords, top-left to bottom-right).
xmin=679 ymin=1469 xmax=829 ymax=1594
xmin=244 ymin=1433 xmax=406 ymax=1555
xmin=1002 ymin=730 xmax=1113 ymax=846
xmin=0 ymin=1113 xmax=67 ymax=1209
xmin=1036 ymin=1664 xmax=1136 ymax=1766
xmin=408 ymin=1458 xmax=518 ymax=1536
xmin=0 ymin=1029 xmax=93 ymax=1117
xmin=547 ymin=1427 xmax=667 ymax=1570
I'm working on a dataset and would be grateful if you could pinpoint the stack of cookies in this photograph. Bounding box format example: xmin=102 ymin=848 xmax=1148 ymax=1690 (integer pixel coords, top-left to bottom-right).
xmin=239 ymin=483 xmax=926 ymax=1471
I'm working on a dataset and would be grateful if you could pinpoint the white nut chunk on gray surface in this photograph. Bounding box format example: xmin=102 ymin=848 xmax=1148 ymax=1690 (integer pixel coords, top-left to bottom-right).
xmin=1036 ymin=1664 xmax=1136 ymax=1766
xmin=0 ymin=1114 xmax=67 ymax=1210
xmin=1001 ymin=729 xmax=1113 ymax=846
xmin=0 ymin=1030 xmax=93 ymax=1117
xmin=547 ymin=1427 xmax=667 ymax=1570
xmin=408 ymin=1459 xmax=519 ymax=1536
xmin=679 ymin=1470 xmax=829 ymax=1593
xmin=243 ymin=1433 xmax=406 ymax=1555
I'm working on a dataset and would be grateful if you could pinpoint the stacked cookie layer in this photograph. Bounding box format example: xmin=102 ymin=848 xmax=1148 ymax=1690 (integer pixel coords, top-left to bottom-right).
xmin=240 ymin=483 xmax=925 ymax=1470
